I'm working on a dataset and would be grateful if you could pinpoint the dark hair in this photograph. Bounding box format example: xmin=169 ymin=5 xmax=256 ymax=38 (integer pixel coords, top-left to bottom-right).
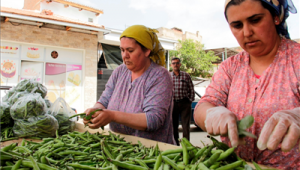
xmin=171 ymin=57 xmax=181 ymax=62
xmin=225 ymin=0 xmax=277 ymax=21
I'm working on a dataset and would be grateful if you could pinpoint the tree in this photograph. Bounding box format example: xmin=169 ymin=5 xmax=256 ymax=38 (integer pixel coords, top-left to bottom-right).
xmin=169 ymin=39 xmax=219 ymax=78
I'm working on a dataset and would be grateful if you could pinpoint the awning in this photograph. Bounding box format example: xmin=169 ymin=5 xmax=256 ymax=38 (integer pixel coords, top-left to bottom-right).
xmin=101 ymin=43 xmax=122 ymax=70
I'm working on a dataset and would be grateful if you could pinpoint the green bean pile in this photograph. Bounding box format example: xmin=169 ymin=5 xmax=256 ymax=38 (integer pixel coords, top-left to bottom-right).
xmin=0 ymin=131 xmax=260 ymax=170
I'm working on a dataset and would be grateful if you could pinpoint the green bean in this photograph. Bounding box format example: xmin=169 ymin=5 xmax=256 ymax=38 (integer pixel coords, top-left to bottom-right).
xmin=162 ymin=156 xmax=182 ymax=170
xmin=215 ymin=160 xmax=243 ymax=170
xmin=176 ymin=162 xmax=186 ymax=169
xmin=252 ymin=161 xmax=263 ymax=170
xmin=110 ymin=159 xmax=148 ymax=170
xmin=1 ymin=142 xmax=17 ymax=152
xmin=67 ymin=163 xmax=112 ymax=170
xmin=179 ymin=139 xmax=189 ymax=165
xmin=58 ymin=150 xmax=89 ymax=156
xmin=198 ymin=162 xmax=209 ymax=170
xmin=161 ymin=146 xmax=194 ymax=155
xmin=112 ymin=154 xmax=123 ymax=170
xmin=154 ymin=143 xmax=159 ymax=156
xmin=11 ymin=158 xmax=22 ymax=170
xmin=154 ymin=154 xmax=162 ymax=170
xmin=181 ymin=138 xmax=197 ymax=155
xmin=163 ymin=163 xmax=170 ymax=170
xmin=217 ymin=147 xmax=235 ymax=161
xmin=209 ymin=162 xmax=221 ymax=169
xmin=21 ymin=139 xmax=26 ymax=146
xmin=0 ymin=137 xmax=19 ymax=142
xmin=29 ymin=155 xmax=40 ymax=170
xmin=211 ymin=149 xmax=224 ymax=154
xmin=0 ymin=166 xmax=13 ymax=170
xmin=135 ymin=159 xmax=149 ymax=169
xmin=199 ymin=144 xmax=215 ymax=162
xmin=0 ymin=150 xmax=23 ymax=159
xmin=102 ymin=140 xmax=114 ymax=159
xmin=204 ymin=150 xmax=222 ymax=167
xmin=5 ymin=161 xmax=14 ymax=166
xmin=165 ymin=153 xmax=180 ymax=159
xmin=0 ymin=154 xmax=12 ymax=160
xmin=191 ymin=146 xmax=207 ymax=164
xmin=173 ymin=153 xmax=182 ymax=163
xmin=15 ymin=146 xmax=32 ymax=154
xmin=158 ymin=162 xmax=164 ymax=170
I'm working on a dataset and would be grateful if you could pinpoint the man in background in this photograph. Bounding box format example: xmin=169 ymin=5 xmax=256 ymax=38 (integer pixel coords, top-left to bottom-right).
xmin=170 ymin=57 xmax=195 ymax=145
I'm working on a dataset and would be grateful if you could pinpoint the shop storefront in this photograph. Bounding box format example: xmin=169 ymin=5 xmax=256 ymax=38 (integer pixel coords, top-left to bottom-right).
xmin=1 ymin=40 xmax=85 ymax=111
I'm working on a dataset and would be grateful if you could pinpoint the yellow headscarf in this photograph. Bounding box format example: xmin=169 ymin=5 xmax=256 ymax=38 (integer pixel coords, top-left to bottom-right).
xmin=120 ymin=25 xmax=166 ymax=67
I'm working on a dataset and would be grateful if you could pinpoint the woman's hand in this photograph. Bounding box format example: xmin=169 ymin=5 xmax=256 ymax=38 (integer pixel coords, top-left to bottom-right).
xmin=257 ymin=107 xmax=300 ymax=152
xmin=83 ymin=109 xmax=115 ymax=129
xmin=205 ymin=106 xmax=239 ymax=147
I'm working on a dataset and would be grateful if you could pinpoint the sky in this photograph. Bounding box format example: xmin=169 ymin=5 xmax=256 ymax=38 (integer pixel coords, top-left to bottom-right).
xmin=1 ymin=0 xmax=299 ymax=49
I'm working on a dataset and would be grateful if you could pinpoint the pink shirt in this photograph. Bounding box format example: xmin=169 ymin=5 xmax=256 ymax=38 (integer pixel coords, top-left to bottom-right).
xmin=197 ymin=38 xmax=300 ymax=169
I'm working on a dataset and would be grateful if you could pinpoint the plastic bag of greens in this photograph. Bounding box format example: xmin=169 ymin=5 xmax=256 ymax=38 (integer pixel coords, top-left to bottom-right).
xmin=44 ymin=98 xmax=52 ymax=108
xmin=48 ymin=97 xmax=76 ymax=135
xmin=13 ymin=114 xmax=59 ymax=138
xmin=15 ymin=79 xmax=47 ymax=98
xmin=2 ymin=87 xmax=16 ymax=102
xmin=10 ymin=93 xmax=47 ymax=120
xmin=8 ymin=91 xmax=29 ymax=105
xmin=0 ymin=102 xmax=13 ymax=128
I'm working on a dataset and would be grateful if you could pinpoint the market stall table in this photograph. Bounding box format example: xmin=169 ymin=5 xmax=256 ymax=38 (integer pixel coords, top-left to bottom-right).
xmin=0 ymin=122 xmax=278 ymax=169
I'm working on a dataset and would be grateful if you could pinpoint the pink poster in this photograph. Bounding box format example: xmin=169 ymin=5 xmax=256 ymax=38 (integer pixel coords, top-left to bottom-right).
xmin=45 ymin=63 xmax=66 ymax=103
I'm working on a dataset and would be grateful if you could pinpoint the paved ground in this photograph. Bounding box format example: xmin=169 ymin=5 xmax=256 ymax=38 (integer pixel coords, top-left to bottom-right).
xmin=178 ymin=125 xmax=221 ymax=147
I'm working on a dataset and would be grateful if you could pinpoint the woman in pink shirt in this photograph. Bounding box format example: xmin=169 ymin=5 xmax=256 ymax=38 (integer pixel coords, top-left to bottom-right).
xmin=194 ymin=0 xmax=299 ymax=169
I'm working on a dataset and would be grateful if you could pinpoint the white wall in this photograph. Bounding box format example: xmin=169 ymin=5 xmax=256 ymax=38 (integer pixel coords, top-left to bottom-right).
xmin=40 ymin=1 xmax=99 ymax=24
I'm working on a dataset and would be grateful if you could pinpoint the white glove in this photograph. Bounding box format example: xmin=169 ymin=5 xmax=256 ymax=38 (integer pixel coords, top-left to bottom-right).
xmin=205 ymin=106 xmax=239 ymax=147
xmin=257 ymin=107 xmax=300 ymax=152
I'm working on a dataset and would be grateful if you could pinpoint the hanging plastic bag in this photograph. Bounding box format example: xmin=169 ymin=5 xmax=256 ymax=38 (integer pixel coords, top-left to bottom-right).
xmin=48 ymin=97 xmax=76 ymax=135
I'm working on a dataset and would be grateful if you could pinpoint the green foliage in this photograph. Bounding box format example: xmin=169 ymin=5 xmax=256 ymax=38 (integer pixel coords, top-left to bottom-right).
xmin=169 ymin=39 xmax=219 ymax=78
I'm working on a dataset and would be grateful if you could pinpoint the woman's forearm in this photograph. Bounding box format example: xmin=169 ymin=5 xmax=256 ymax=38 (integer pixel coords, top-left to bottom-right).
xmin=93 ymin=102 xmax=106 ymax=109
xmin=194 ymin=102 xmax=216 ymax=131
xmin=111 ymin=110 xmax=148 ymax=131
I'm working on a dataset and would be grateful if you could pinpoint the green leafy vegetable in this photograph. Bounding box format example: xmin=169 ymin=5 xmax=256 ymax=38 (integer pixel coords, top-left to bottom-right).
xmin=15 ymin=79 xmax=47 ymax=98
xmin=0 ymin=102 xmax=13 ymax=127
xmin=237 ymin=115 xmax=257 ymax=139
xmin=54 ymin=113 xmax=76 ymax=135
xmin=13 ymin=114 xmax=59 ymax=138
xmin=8 ymin=91 xmax=29 ymax=105
xmin=10 ymin=93 xmax=47 ymax=120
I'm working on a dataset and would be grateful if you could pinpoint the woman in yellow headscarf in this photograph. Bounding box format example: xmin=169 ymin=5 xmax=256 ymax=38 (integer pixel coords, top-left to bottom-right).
xmin=84 ymin=25 xmax=176 ymax=144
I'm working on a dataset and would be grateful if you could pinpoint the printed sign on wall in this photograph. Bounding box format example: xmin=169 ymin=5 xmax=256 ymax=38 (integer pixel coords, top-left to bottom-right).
xmin=1 ymin=58 xmax=19 ymax=86
xmin=21 ymin=44 xmax=45 ymax=61
xmin=0 ymin=42 xmax=20 ymax=58
xmin=45 ymin=63 xmax=66 ymax=103
xmin=20 ymin=61 xmax=43 ymax=83
xmin=65 ymin=64 xmax=82 ymax=108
